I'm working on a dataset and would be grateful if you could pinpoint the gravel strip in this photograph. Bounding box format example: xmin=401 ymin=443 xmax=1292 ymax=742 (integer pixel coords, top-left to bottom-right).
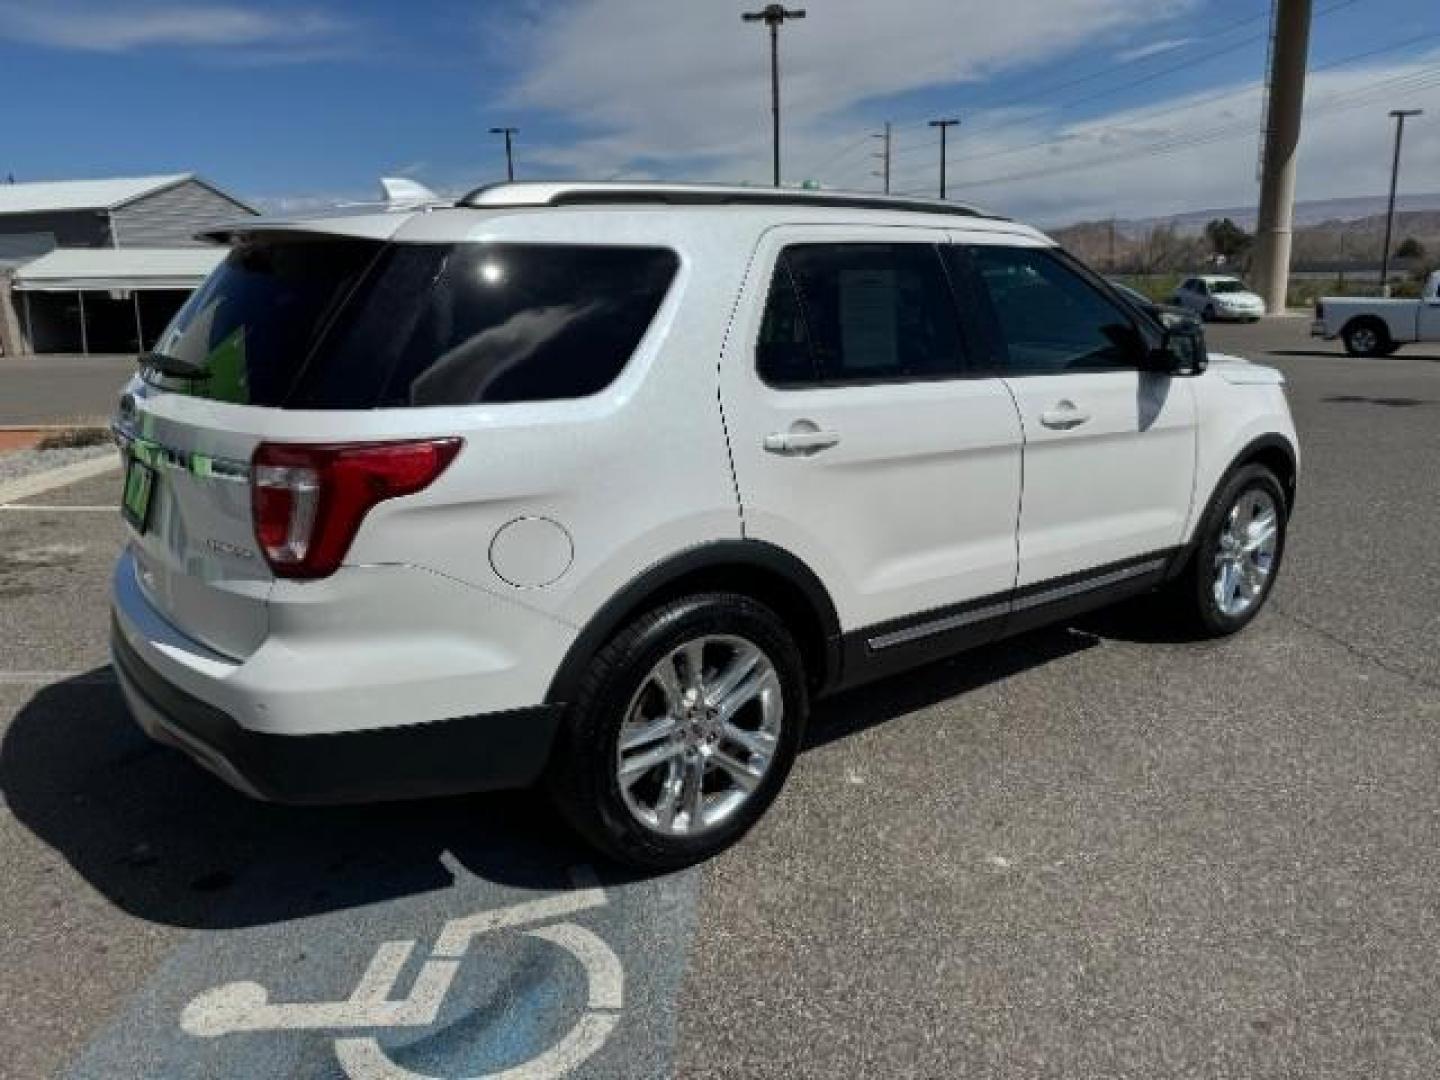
xmin=0 ymin=442 xmax=117 ymax=486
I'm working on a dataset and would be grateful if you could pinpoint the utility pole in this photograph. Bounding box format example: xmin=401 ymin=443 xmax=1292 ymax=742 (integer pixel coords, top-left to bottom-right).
xmin=1108 ymin=217 xmax=1118 ymax=270
xmin=489 ymin=126 xmax=518 ymax=181
xmin=742 ymin=5 xmax=806 ymax=187
xmin=928 ymin=118 xmax=960 ymax=199
xmin=1380 ymin=109 xmax=1422 ymax=296
xmin=1252 ymin=0 xmax=1313 ymax=315
xmin=872 ymin=122 xmax=892 ymax=194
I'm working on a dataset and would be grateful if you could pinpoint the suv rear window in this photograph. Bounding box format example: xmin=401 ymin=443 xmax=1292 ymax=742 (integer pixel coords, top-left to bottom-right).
xmin=149 ymin=238 xmax=679 ymax=408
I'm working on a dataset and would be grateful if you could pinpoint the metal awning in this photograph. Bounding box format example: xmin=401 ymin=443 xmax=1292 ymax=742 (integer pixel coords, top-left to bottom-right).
xmin=13 ymin=247 xmax=225 ymax=291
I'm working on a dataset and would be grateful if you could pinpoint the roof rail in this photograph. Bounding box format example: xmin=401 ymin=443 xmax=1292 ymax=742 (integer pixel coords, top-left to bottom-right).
xmin=457 ymin=181 xmax=994 ymax=219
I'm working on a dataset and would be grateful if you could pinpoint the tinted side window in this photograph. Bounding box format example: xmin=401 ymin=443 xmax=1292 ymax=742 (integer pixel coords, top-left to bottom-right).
xmin=968 ymin=246 xmax=1144 ymax=375
xmin=289 ymin=244 xmax=679 ymax=408
xmin=757 ymin=243 xmax=964 ymax=387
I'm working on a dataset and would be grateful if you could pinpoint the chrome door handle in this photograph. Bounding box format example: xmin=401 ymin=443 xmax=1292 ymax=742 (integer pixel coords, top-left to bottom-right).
xmin=1039 ymin=402 xmax=1091 ymax=430
xmin=764 ymin=429 xmax=841 ymax=456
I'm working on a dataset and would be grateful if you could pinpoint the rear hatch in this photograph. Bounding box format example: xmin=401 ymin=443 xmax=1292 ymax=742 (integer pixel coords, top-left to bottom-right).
xmin=117 ymin=391 xmax=275 ymax=657
xmin=115 ymin=233 xmax=389 ymax=658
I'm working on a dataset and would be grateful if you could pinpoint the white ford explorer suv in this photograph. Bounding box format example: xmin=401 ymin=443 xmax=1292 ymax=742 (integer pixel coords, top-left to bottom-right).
xmin=110 ymin=182 xmax=1299 ymax=869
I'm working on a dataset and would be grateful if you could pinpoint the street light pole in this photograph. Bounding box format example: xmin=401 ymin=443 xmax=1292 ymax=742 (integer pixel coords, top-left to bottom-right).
xmin=928 ymin=118 xmax=960 ymax=198
xmin=1380 ymin=109 xmax=1422 ymax=296
xmin=489 ymin=126 xmax=518 ymax=182
xmin=742 ymin=5 xmax=806 ymax=187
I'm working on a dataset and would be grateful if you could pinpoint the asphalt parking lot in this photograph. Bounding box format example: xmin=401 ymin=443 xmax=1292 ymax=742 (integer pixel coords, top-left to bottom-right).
xmin=2 ymin=317 xmax=1438 ymax=1078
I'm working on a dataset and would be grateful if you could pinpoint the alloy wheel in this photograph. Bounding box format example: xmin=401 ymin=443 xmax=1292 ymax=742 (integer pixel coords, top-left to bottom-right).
xmin=615 ymin=635 xmax=783 ymax=837
xmin=1212 ymin=487 xmax=1279 ymax=617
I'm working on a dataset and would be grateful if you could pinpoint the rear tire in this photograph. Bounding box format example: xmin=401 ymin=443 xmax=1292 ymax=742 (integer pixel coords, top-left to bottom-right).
xmin=1169 ymin=464 xmax=1289 ymax=637
xmin=546 ymin=593 xmax=807 ymax=870
xmin=1343 ymin=319 xmax=1389 ymax=357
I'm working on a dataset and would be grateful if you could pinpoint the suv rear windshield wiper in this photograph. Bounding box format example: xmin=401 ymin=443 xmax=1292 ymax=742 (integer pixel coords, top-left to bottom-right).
xmin=139 ymin=351 xmax=207 ymax=380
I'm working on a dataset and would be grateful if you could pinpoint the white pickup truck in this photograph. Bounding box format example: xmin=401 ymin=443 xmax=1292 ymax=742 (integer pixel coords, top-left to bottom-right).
xmin=1312 ymin=270 xmax=1440 ymax=356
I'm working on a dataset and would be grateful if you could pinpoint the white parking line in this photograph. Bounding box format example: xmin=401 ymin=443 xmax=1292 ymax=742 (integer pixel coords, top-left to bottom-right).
xmin=0 ymin=504 xmax=116 ymax=512
xmin=0 ymin=451 xmax=120 ymax=506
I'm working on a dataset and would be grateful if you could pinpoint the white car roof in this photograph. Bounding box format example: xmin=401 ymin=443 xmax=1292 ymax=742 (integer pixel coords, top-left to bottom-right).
xmin=198 ymin=181 xmax=1052 ymax=247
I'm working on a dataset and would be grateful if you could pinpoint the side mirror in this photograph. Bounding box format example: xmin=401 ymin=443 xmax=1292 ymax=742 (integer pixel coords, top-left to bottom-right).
xmin=1148 ymin=319 xmax=1207 ymax=376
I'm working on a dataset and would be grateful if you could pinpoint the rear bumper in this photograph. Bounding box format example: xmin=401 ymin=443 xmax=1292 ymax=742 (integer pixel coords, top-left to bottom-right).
xmin=112 ymin=619 xmax=563 ymax=804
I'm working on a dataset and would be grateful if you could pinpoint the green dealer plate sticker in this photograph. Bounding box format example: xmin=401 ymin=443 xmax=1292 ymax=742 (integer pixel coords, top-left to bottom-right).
xmin=121 ymin=456 xmax=156 ymax=533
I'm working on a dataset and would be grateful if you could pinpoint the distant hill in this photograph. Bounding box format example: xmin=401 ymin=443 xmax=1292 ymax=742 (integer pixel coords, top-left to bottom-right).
xmin=1051 ymin=196 xmax=1440 ymax=273
xmin=1048 ymin=193 xmax=1440 ymax=237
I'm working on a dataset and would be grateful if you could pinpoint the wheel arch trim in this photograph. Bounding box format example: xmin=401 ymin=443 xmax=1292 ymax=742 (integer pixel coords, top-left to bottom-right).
xmin=1181 ymin=432 xmax=1299 ymax=564
xmin=544 ymin=540 xmax=843 ymax=705
xmin=1229 ymin=432 xmax=1299 ymax=509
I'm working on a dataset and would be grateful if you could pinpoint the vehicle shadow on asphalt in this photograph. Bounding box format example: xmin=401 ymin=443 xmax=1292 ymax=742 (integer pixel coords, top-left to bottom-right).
xmin=2 ymin=607 xmax=1181 ymax=931
xmin=804 ymin=624 xmax=1102 ymax=751
xmin=0 ymin=675 xmax=603 ymax=930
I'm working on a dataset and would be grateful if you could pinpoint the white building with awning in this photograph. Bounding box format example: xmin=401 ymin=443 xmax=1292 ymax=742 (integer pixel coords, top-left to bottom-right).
xmin=10 ymin=247 xmax=226 ymax=356
xmin=14 ymin=247 xmax=225 ymax=292
xmin=0 ymin=173 xmax=251 ymax=357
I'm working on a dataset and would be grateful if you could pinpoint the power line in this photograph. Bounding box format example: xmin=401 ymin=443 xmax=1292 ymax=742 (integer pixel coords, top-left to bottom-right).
xmin=803 ymin=132 xmax=874 ymax=178
xmin=916 ymin=63 xmax=1440 ymax=195
xmin=925 ymin=29 xmax=1440 ymax=180
xmin=946 ymin=60 xmax=1440 ymax=192
xmin=810 ymin=0 xmax=1365 ymax=185
xmin=886 ymin=3 xmax=1280 ymax=139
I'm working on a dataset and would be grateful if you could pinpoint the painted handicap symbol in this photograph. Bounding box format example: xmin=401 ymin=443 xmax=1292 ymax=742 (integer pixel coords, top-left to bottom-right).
xmin=181 ymin=859 xmax=623 ymax=1080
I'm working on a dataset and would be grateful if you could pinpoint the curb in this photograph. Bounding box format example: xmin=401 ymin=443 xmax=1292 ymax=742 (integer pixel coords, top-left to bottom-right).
xmin=0 ymin=451 xmax=121 ymax=506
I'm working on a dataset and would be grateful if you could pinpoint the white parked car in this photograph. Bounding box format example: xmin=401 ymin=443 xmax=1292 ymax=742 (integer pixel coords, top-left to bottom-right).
xmin=110 ymin=183 xmax=1299 ymax=868
xmin=1172 ymin=275 xmax=1266 ymax=322
xmin=1311 ymin=270 xmax=1440 ymax=356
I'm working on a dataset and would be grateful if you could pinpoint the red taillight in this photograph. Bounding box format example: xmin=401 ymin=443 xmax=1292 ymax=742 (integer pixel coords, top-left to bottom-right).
xmin=251 ymin=438 xmax=462 ymax=579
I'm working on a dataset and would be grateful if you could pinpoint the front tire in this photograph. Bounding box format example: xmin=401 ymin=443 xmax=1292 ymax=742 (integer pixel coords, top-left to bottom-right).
xmin=1203 ymin=304 xmax=1217 ymax=323
xmin=1171 ymin=464 xmax=1288 ymax=637
xmin=546 ymin=593 xmax=807 ymax=870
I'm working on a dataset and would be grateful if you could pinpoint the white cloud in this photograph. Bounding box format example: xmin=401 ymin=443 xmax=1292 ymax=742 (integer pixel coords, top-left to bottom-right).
xmin=1115 ymin=38 xmax=1194 ymax=63
xmin=503 ymin=0 xmax=1197 ymax=183
xmin=495 ymin=2 xmax=1440 ymax=225
xmin=0 ymin=2 xmax=346 ymax=53
xmin=899 ymin=52 xmax=1440 ymax=225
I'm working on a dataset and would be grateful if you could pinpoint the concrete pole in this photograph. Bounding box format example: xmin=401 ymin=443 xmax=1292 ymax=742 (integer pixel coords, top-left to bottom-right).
xmin=1252 ymin=0 xmax=1313 ymax=315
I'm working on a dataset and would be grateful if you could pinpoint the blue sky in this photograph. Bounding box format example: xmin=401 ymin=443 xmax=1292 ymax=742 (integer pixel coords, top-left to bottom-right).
xmin=2 ymin=0 xmax=1439 ymax=224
